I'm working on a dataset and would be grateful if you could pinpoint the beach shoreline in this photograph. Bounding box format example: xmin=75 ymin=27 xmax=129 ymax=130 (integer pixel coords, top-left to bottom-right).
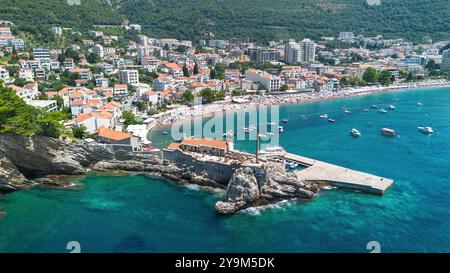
xmin=150 ymin=79 xmax=450 ymax=129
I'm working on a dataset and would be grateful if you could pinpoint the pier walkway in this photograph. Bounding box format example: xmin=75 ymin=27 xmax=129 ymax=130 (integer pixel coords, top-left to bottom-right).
xmin=283 ymin=153 xmax=394 ymax=195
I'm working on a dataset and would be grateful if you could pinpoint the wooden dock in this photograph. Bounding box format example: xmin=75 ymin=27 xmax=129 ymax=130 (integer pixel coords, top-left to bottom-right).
xmin=283 ymin=153 xmax=394 ymax=195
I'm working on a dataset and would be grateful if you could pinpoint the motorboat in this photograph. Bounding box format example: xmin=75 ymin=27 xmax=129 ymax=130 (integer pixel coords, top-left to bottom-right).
xmin=259 ymin=146 xmax=285 ymax=154
xmin=320 ymin=114 xmax=328 ymax=119
xmin=371 ymin=104 xmax=379 ymax=109
xmin=282 ymin=118 xmax=289 ymax=123
xmin=379 ymin=109 xmax=388 ymax=113
xmin=350 ymin=129 xmax=361 ymax=137
xmin=162 ymin=131 xmax=169 ymax=135
xmin=418 ymin=126 xmax=433 ymax=134
xmin=363 ymin=108 xmax=369 ymax=112
xmin=387 ymin=105 xmax=396 ymax=110
xmin=328 ymin=118 xmax=336 ymax=123
xmin=381 ymin=128 xmax=396 ymax=136
xmin=417 ymin=102 xmax=423 ymax=106
xmin=344 ymin=110 xmax=351 ymax=114
xmin=278 ymin=126 xmax=284 ymax=133
xmin=285 ymin=161 xmax=299 ymax=169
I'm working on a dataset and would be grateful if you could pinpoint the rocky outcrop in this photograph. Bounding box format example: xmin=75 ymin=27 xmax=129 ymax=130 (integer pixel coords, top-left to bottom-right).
xmin=0 ymin=133 xmax=115 ymax=192
xmin=215 ymin=163 xmax=320 ymax=214
xmin=93 ymin=159 xmax=225 ymax=189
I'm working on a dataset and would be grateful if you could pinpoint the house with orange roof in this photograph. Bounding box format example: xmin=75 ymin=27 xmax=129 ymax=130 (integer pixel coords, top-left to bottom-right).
xmin=75 ymin=111 xmax=114 ymax=133
xmin=113 ymin=84 xmax=128 ymax=97
xmin=93 ymin=127 xmax=142 ymax=152
xmin=161 ymin=62 xmax=183 ymax=78
xmin=167 ymin=137 xmax=233 ymax=157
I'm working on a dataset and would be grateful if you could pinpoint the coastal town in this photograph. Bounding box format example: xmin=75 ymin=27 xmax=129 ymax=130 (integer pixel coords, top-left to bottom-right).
xmin=1 ymin=19 xmax=450 ymax=152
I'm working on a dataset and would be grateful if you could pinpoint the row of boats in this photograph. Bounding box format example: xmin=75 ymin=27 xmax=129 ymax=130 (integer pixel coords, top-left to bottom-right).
xmin=350 ymin=126 xmax=434 ymax=138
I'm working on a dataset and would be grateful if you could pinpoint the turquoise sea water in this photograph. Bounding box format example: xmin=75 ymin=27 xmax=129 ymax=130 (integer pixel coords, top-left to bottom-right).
xmin=1 ymin=87 xmax=450 ymax=252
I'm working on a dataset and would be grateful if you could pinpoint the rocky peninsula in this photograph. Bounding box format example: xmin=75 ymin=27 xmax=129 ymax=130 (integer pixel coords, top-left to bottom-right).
xmin=0 ymin=134 xmax=322 ymax=215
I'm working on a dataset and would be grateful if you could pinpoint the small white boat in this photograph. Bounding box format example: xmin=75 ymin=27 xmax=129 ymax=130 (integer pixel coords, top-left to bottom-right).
xmin=363 ymin=108 xmax=369 ymax=112
xmin=371 ymin=104 xmax=379 ymax=109
xmin=320 ymin=114 xmax=328 ymax=119
xmin=350 ymin=129 xmax=361 ymax=137
xmin=286 ymin=162 xmax=299 ymax=169
xmin=418 ymin=126 xmax=433 ymax=134
xmin=344 ymin=110 xmax=351 ymax=114
xmin=259 ymin=146 xmax=285 ymax=154
xmin=282 ymin=118 xmax=289 ymax=123
xmin=379 ymin=109 xmax=388 ymax=113
xmin=328 ymin=118 xmax=336 ymax=123
xmin=417 ymin=102 xmax=423 ymax=106
xmin=162 ymin=131 xmax=169 ymax=135
xmin=387 ymin=105 xmax=396 ymax=110
xmin=278 ymin=126 xmax=284 ymax=133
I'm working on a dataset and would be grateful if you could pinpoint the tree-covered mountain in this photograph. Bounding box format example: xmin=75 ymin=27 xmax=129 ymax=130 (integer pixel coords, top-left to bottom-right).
xmin=115 ymin=0 xmax=450 ymax=42
xmin=1 ymin=0 xmax=449 ymax=43
xmin=0 ymin=0 xmax=123 ymax=30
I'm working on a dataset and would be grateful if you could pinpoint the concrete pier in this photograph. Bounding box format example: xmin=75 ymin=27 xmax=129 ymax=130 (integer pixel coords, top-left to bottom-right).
xmin=283 ymin=153 xmax=394 ymax=195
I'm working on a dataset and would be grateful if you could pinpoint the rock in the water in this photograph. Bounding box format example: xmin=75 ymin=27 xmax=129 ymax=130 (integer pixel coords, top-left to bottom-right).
xmin=225 ymin=167 xmax=260 ymax=203
xmin=215 ymin=162 xmax=320 ymax=214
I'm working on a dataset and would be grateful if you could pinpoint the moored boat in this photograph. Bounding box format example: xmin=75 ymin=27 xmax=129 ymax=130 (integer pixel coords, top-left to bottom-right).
xmin=418 ymin=126 xmax=433 ymax=134
xmin=350 ymin=129 xmax=361 ymax=137
xmin=328 ymin=118 xmax=336 ymax=123
xmin=381 ymin=128 xmax=396 ymax=136
xmin=371 ymin=104 xmax=379 ymax=109
xmin=387 ymin=105 xmax=396 ymax=110
xmin=278 ymin=126 xmax=284 ymax=132
xmin=379 ymin=109 xmax=388 ymax=113
xmin=320 ymin=114 xmax=328 ymax=119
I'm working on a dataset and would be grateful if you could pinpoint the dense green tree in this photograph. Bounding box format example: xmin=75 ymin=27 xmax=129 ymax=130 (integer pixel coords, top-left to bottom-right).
xmin=72 ymin=125 xmax=88 ymax=139
xmin=182 ymin=64 xmax=190 ymax=77
xmin=193 ymin=62 xmax=199 ymax=75
xmin=378 ymin=70 xmax=392 ymax=85
xmin=280 ymin=84 xmax=289 ymax=91
xmin=86 ymin=53 xmax=101 ymax=64
xmin=362 ymin=67 xmax=378 ymax=83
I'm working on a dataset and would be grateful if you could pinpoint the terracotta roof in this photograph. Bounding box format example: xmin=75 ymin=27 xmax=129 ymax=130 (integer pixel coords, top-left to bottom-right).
xmin=164 ymin=62 xmax=182 ymax=71
xmin=97 ymin=127 xmax=131 ymax=141
xmin=76 ymin=112 xmax=92 ymax=123
xmin=181 ymin=138 xmax=228 ymax=149
xmin=167 ymin=143 xmax=181 ymax=150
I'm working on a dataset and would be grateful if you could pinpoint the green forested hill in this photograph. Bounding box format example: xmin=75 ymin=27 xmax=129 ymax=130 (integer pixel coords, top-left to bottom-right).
xmin=0 ymin=0 xmax=123 ymax=30
xmin=116 ymin=0 xmax=450 ymax=42
xmin=1 ymin=0 xmax=449 ymax=43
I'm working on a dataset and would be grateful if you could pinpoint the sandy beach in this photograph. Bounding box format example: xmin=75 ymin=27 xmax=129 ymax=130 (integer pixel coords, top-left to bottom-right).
xmin=152 ymin=79 xmax=450 ymax=127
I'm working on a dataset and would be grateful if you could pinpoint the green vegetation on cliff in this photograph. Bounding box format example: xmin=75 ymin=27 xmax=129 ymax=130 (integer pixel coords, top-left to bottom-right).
xmin=0 ymin=83 xmax=68 ymax=138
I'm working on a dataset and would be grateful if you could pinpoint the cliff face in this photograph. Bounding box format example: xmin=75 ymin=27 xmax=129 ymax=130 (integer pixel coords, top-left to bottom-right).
xmin=215 ymin=163 xmax=321 ymax=214
xmin=0 ymin=134 xmax=115 ymax=192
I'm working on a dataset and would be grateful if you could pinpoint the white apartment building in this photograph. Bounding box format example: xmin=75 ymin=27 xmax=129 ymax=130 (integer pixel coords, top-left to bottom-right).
xmin=441 ymin=50 xmax=450 ymax=73
xmin=92 ymin=44 xmax=104 ymax=58
xmin=118 ymin=69 xmax=139 ymax=85
xmin=299 ymin=39 xmax=317 ymax=63
xmin=0 ymin=67 xmax=10 ymax=83
xmin=18 ymin=68 xmax=34 ymax=82
xmin=245 ymin=69 xmax=281 ymax=92
xmin=33 ymin=47 xmax=51 ymax=63
xmin=284 ymin=41 xmax=301 ymax=64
